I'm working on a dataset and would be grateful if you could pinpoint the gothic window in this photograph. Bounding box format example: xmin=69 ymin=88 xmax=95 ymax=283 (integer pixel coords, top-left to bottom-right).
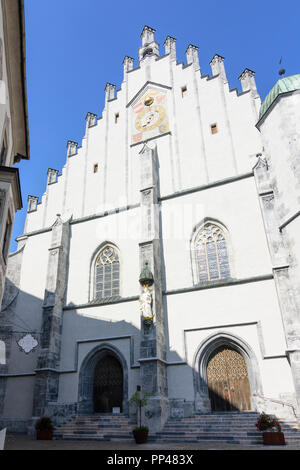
xmin=94 ymin=246 xmax=120 ymax=299
xmin=194 ymin=223 xmax=230 ymax=282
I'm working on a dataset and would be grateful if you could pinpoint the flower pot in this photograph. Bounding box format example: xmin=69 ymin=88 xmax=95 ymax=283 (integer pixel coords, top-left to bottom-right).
xmin=262 ymin=432 xmax=285 ymax=445
xmin=132 ymin=428 xmax=149 ymax=444
xmin=36 ymin=429 xmax=53 ymax=440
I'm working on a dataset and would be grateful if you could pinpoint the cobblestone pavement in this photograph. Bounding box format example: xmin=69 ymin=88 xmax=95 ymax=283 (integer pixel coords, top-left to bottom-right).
xmin=3 ymin=434 xmax=300 ymax=450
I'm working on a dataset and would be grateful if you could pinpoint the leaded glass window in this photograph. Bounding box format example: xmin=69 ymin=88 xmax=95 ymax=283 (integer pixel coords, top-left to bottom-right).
xmin=95 ymin=246 xmax=120 ymax=299
xmin=194 ymin=224 xmax=230 ymax=282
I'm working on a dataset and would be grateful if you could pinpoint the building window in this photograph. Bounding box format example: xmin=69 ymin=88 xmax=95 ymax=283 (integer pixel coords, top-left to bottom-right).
xmin=93 ymin=164 xmax=98 ymax=173
xmin=2 ymin=212 xmax=12 ymax=263
xmin=94 ymin=246 xmax=120 ymax=299
xmin=210 ymin=123 xmax=218 ymax=135
xmin=0 ymin=130 xmax=8 ymax=165
xmin=181 ymin=86 xmax=187 ymax=98
xmin=194 ymin=223 xmax=230 ymax=282
xmin=115 ymin=113 xmax=119 ymax=124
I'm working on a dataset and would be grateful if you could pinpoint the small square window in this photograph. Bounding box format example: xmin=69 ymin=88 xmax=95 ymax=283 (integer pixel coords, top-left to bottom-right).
xmin=181 ymin=86 xmax=187 ymax=98
xmin=115 ymin=113 xmax=119 ymax=124
xmin=210 ymin=123 xmax=218 ymax=135
xmin=93 ymin=164 xmax=98 ymax=173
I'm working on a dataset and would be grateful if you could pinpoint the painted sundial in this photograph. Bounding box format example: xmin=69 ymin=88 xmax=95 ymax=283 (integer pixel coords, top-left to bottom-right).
xmin=132 ymin=88 xmax=169 ymax=144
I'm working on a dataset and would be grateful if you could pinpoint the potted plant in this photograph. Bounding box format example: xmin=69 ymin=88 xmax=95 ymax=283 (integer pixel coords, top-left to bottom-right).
xmin=129 ymin=389 xmax=150 ymax=444
xmin=35 ymin=416 xmax=54 ymax=440
xmin=255 ymin=412 xmax=285 ymax=445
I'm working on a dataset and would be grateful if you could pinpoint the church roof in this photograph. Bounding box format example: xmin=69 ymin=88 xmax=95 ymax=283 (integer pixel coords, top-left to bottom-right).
xmin=259 ymin=74 xmax=300 ymax=121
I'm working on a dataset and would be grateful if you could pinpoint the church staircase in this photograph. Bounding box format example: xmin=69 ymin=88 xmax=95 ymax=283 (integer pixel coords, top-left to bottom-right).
xmin=148 ymin=412 xmax=300 ymax=446
xmin=54 ymin=414 xmax=136 ymax=441
xmin=54 ymin=412 xmax=300 ymax=445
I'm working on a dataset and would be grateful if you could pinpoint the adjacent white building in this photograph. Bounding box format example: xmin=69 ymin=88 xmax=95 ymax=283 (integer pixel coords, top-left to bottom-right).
xmin=1 ymin=26 xmax=300 ymax=434
xmin=0 ymin=0 xmax=29 ymax=416
xmin=0 ymin=0 xmax=29 ymax=306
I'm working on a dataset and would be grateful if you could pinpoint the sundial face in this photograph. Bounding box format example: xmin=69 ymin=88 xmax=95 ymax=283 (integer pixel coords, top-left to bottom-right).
xmin=131 ymin=88 xmax=169 ymax=144
xmin=135 ymin=105 xmax=165 ymax=132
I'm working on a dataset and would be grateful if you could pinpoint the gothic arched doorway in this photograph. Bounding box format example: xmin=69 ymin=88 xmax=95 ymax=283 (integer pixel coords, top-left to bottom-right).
xmin=93 ymin=354 xmax=123 ymax=413
xmin=207 ymin=345 xmax=251 ymax=411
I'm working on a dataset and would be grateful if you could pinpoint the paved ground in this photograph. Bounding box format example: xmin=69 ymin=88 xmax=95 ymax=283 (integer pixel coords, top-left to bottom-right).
xmin=3 ymin=434 xmax=300 ymax=450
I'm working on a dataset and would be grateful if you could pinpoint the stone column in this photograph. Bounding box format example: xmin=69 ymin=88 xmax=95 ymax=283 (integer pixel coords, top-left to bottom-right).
xmin=67 ymin=140 xmax=78 ymax=157
xmin=105 ymin=83 xmax=116 ymax=103
xmin=185 ymin=44 xmax=200 ymax=71
xmin=138 ymin=142 xmax=169 ymax=432
xmin=32 ymin=215 xmax=70 ymax=417
xmin=123 ymin=56 xmax=134 ymax=81
xmin=47 ymin=169 xmax=58 ymax=185
xmin=210 ymin=54 xmax=227 ymax=83
xmin=164 ymin=36 xmax=176 ymax=61
xmin=85 ymin=112 xmax=97 ymax=131
xmin=239 ymin=68 xmax=258 ymax=96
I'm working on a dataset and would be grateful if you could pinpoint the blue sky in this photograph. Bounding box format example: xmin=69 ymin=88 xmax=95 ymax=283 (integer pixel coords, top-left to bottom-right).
xmin=11 ymin=0 xmax=299 ymax=250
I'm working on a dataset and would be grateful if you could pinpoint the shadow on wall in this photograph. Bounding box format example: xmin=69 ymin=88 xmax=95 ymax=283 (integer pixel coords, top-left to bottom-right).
xmin=0 ymin=276 xmax=298 ymax=434
xmin=0 ymin=277 xmax=142 ymax=428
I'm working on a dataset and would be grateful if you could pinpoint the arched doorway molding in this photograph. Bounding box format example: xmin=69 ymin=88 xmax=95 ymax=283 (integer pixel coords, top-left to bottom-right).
xmin=193 ymin=332 xmax=263 ymax=412
xmin=78 ymin=343 xmax=128 ymax=415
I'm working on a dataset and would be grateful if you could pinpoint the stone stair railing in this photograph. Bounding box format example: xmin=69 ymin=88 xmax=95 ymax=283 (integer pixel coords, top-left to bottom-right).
xmin=253 ymin=393 xmax=298 ymax=420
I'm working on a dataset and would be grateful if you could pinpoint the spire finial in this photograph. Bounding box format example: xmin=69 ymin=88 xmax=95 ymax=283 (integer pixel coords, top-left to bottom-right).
xmin=278 ymin=57 xmax=285 ymax=77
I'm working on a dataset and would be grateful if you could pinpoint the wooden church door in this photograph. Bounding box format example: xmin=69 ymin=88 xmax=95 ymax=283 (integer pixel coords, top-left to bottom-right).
xmin=207 ymin=345 xmax=251 ymax=412
xmin=93 ymin=355 xmax=123 ymax=413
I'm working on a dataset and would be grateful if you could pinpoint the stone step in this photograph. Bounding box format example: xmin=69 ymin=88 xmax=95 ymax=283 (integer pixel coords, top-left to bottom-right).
xmin=56 ymin=434 xmax=133 ymax=441
xmin=63 ymin=424 xmax=134 ymax=428
xmin=55 ymin=412 xmax=300 ymax=445
xmin=54 ymin=412 xmax=135 ymax=442
xmin=167 ymin=420 xmax=299 ymax=426
xmin=54 ymin=429 xmax=132 ymax=436
xmin=152 ymin=412 xmax=300 ymax=445
xmin=163 ymin=426 xmax=300 ymax=432
xmin=154 ymin=433 xmax=300 ymax=440
xmin=70 ymin=420 xmax=133 ymax=423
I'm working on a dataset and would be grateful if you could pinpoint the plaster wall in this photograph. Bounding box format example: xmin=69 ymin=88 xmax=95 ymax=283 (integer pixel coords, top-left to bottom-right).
xmin=165 ymin=281 xmax=294 ymax=400
xmin=23 ymin=53 xmax=262 ymax=234
xmin=65 ymin=209 xmax=140 ymax=306
xmin=161 ymin=177 xmax=272 ymax=291
xmin=58 ymin=326 xmax=139 ymax=403
xmin=2 ymin=375 xmax=35 ymax=418
xmin=60 ymin=302 xmax=140 ymax=371
xmin=259 ymin=92 xmax=300 ymax=223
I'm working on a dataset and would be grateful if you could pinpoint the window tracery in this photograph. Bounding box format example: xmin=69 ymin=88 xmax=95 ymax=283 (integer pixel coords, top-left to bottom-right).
xmin=194 ymin=223 xmax=230 ymax=282
xmin=94 ymin=246 xmax=120 ymax=299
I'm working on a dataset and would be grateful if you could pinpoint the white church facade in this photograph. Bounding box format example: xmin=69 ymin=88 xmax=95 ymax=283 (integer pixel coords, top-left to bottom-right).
xmin=1 ymin=26 xmax=300 ymax=433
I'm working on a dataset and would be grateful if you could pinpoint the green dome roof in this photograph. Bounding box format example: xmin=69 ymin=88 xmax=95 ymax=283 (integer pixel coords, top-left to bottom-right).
xmin=259 ymin=74 xmax=300 ymax=121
